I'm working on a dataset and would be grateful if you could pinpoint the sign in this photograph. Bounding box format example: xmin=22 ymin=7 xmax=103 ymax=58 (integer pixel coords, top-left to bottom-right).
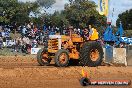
xmin=31 ymin=48 xmax=41 ymax=54
xmin=90 ymin=79 xmax=130 ymax=85
xmin=98 ymin=0 xmax=109 ymax=16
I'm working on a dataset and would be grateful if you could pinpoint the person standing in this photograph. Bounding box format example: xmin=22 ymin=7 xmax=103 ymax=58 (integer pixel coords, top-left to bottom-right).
xmin=25 ymin=36 xmax=31 ymax=54
xmin=22 ymin=26 xmax=27 ymax=37
xmin=3 ymin=37 xmax=6 ymax=47
xmin=22 ymin=36 xmax=31 ymax=54
xmin=0 ymin=37 xmax=3 ymax=49
xmin=83 ymin=27 xmax=89 ymax=41
xmin=11 ymin=39 xmax=17 ymax=52
xmin=16 ymin=37 xmax=21 ymax=52
xmin=13 ymin=22 xmax=17 ymax=34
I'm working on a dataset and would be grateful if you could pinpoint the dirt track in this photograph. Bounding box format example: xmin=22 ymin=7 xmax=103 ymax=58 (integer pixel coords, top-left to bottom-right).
xmin=0 ymin=56 xmax=132 ymax=88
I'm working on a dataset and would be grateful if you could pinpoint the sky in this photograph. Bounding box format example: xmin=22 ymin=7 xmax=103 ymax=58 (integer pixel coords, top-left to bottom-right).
xmin=18 ymin=0 xmax=132 ymax=26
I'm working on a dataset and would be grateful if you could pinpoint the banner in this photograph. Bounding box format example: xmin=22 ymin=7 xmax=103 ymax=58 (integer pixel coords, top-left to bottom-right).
xmin=98 ymin=0 xmax=109 ymax=16
xmin=31 ymin=48 xmax=41 ymax=54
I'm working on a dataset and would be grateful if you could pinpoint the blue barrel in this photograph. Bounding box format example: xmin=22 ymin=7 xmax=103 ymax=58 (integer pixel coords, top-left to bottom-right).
xmin=105 ymin=45 xmax=113 ymax=63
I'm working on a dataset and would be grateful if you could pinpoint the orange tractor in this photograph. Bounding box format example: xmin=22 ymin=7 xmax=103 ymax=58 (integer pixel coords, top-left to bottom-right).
xmin=37 ymin=27 xmax=103 ymax=67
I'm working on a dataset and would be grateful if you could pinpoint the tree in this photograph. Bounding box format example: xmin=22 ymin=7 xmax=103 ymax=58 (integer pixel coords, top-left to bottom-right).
xmin=11 ymin=2 xmax=39 ymax=25
xmin=0 ymin=0 xmax=18 ymax=23
xmin=0 ymin=0 xmax=39 ymax=25
xmin=50 ymin=11 xmax=69 ymax=27
xmin=36 ymin=0 xmax=55 ymax=9
xmin=116 ymin=9 xmax=132 ymax=30
xmin=64 ymin=0 xmax=107 ymax=28
xmin=0 ymin=0 xmax=56 ymax=25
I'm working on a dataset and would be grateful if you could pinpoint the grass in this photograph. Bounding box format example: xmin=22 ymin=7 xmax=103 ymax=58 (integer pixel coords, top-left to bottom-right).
xmin=0 ymin=48 xmax=23 ymax=56
xmin=124 ymin=30 xmax=132 ymax=37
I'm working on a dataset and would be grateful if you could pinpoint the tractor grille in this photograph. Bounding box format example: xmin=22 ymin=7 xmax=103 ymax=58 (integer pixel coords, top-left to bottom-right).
xmin=48 ymin=39 xmax=58 ymax=50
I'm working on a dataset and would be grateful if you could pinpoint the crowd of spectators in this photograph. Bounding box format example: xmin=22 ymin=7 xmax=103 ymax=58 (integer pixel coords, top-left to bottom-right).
xmin=0 ymin=22 xmax=42 ymax=54
xmin=0 ymin=22 xmax=68 ymax=54
xmin=0 ymin=21 xmax=93 ymax=54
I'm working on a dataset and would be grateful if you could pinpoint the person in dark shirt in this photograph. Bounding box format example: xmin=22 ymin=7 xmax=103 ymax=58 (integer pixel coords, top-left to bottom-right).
xmin=12 ymin=22 xmax=17 ymax=33
xmin=0 ymin=37 xmax=3 ymax=49
xmin=0 ymin=32 xmax=2 ymax=37
xmin=82 ymin=27 xmax=89 ymax=41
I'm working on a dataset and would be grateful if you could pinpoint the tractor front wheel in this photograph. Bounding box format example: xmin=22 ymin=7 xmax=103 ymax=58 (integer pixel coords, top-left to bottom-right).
xmin=54 ymin=49 xmax=69 ymax=67
xmin=37 ymin=48 xmax=51 ymax=66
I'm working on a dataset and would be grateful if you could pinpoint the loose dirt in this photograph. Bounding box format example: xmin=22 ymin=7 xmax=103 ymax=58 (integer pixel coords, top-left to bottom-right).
xmin=0 ymin=56 xmax=132 ymax=88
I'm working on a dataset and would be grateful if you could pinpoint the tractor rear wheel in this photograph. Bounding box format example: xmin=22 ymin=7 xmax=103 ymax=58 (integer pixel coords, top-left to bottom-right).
xmin=37 ymin=48 xmax=51 ymax=66
xmin=54 ymin=49 xmax=69 ymax=67
xmin=80 ymin=42 xmax=103 ymax=67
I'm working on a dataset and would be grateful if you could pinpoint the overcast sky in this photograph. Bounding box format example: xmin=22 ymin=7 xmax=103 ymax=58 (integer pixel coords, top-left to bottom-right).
xmin=18 ymin=0 xmax=132 ymax=26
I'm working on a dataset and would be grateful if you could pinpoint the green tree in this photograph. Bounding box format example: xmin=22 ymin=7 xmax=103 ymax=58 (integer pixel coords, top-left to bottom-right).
xmin=116 ymin=9 xmax=132 ymax=30
xmin=36 ymin=0 xmax=55 ymax=9
xmin=50 ymin=11 xmax=69 ymax=27
xmin=0 ymin=0 xmax=39 ymax=25
xmin=64 ymin=0 xmax=106 ymax=28
xmin=12 ymin=2 xmax=39 ymax=25
xmin=0 ymin=0 xmax=18 ymax=23
xmin=0 ymin=0 xmax=55 ymax=25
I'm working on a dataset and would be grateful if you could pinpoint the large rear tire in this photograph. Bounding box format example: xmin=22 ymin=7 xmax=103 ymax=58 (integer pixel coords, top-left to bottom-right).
xmin=80 ymin=42 xmax=103 ymax=67
xmin=37 ymin=48 xmax=51 ymax=66
xmin=54 ymin=49 xmax=69 ymax=67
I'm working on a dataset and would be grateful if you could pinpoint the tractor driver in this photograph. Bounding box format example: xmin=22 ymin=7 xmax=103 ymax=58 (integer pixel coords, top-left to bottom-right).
xmin=88 ymin=25 xmax=99 ymax=41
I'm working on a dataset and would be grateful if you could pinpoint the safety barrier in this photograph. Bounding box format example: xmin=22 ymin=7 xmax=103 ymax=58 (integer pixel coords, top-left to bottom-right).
xmin=104 ymin=46 xmax=132 ymax=66
xmin=113 ymin=48 xmax=127 ymax=66
xmin=126 ymin=45 xmax=132 ymax=66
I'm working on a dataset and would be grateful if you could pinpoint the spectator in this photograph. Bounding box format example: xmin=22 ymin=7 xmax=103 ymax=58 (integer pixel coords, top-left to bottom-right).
xmin=1 ymin=30 xmax=5 ymax=37
xmin=43 ymin=31 xmax=49 ymax=48
xmin=22 ymin=26 xmax=27 ymax=37
xmin=0 ymin=25 xmax=2 ymax=30
xmin=77 ymin=28 xmax=81 ymax=35
xmin=7 ymin=39 xmax=13 ymax=47
xmin=4 ymin=30 xmax=10 ymax=38
xmin=6 ymin=37 xmax=11 ymax=47
xmin=36 ymin=31 xmax=43 ymax=44
xmin=30 ymin=22 xmax=34 ymax=29
xmin=56 ymin=27 xmax=59 ymax=33
xmin=0 ymin=31 xmax=2 ymax=37
xmin=32 ymin=39 xmax=38 ymax=48
xmin=18 ymin=26 xmax=22 ymax=33
xmin=3 ymin=37 xmax=6 ymax=47
xmin=19 ymin=37 xmax=23 ymax=52
xmin=31 ymin=29 xmax=35 ymax=39
xmin=11 ymin=39 xmax=17 ymax=52
xmin=83 ymin=27 xmax=89 ymax=41
xmin=0 ymin=37 xmax=3 ymax=49
xmin=49 ymin=28 xmax=55 ymax=35
xmin=12 ymin=22 xmax=17 ymax=33
xmin=33 ymin=26 xmax=38 ymax=33
xmin=43 ymin=25 xmax=47 ymax=32
xmin=27 ymin=23 xmax=31 ymax=30
xmin=22 ymin=36 xmax=31 ymax=54
xmin=16 ymin=37 xmax=21 ymax=52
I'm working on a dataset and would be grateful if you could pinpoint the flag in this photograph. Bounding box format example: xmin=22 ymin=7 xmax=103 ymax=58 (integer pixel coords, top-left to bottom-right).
xmin=81 ymin=68 xmax=88 ymax=77
xmin=98 ymin=0 xmax=109 ymax=16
